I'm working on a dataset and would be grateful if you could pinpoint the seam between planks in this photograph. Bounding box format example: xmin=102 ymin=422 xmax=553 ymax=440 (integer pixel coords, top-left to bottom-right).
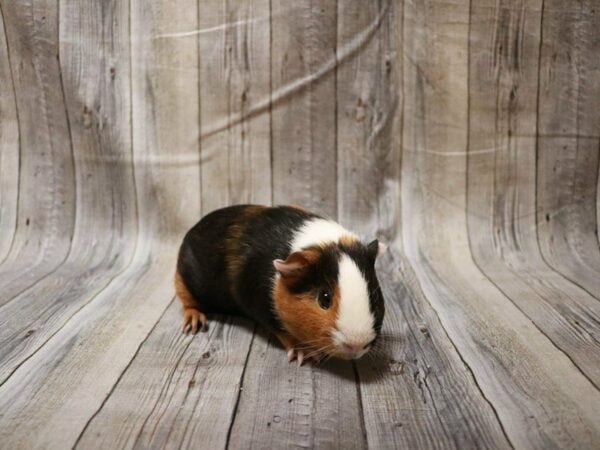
xmin=596 ymin=138 xmax=600 ymax=249
xmin=530 ymin=0 xmax=600 ymax=302
xmin=0 ymin=0 xmax=21 ymax=268
xmin=0 ymin=252 xmax=146 ymax=387
xmin=268 ymin=0 xmax=273 ymax=206
xmin=72 ymin=297 xmax=177 ymax=448
xmin=440 ymin=2 xmax=516 ymax=443
xmin=392 ymin=249 xmax=516 ymax=449
xmin=464 ymin=0 xmax=598 ymax=404
xmin=131 ymin=301 xmax=196 ymax=446
xmin=333 ymin=0 xmax=338 ymax=221
xmin=466 ymin=0 xmax=599 ymax=390
xmin=56 ymin=0 xmax=77 ymax=270
xmin=351 ymin=361 xmax=368 ymax=447
xmin=224 ymin=323 xmax=257 ymax=450
xmin=0 ymin=0 xmax=78 ymax=307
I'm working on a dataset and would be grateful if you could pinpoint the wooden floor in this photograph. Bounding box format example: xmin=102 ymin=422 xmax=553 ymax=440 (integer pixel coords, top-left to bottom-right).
xmin=1 ymin=0 xmax=600 ymax=448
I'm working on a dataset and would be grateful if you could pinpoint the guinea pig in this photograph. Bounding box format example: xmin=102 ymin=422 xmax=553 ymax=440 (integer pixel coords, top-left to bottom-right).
xmin=175 ymin=205 xmax=386 ymax=365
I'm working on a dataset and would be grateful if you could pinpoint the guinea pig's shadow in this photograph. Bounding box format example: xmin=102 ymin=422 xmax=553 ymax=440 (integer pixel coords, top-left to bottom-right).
xmin=202 ymin=316 xmax=399 ymax=383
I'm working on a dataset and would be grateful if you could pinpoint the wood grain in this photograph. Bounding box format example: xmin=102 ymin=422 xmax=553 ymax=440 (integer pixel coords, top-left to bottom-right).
xmin=467 ymin=0 xmax=600 ymax=388
xmin=228 ymin=329 xmax=365 ymax=449
xmin=536 ymin=0 xmax=600 ymax=298
xmin=357 ymin=251 xmax=511 ymax=449
xmin=0 ymin=0 xmax=136 ymax=387
xmin=199 ymin=0 xmax=271 ymax=213
xmin=0 ymin=0 xmax=599 ymax=448
xmin=337 ymin=0 xmax=401 ymax=241
xmin=0 ymin=0 xmax=75 ymax=304
xmin=0 ymin=4 xmax=19 ymax=264
xmin=271 ymin=0 xmax=337 ymax=217
xmin=402 ymin=0 xmax=600 ymax=448
xmin=77 ymin=301 xmax=255 ymax=449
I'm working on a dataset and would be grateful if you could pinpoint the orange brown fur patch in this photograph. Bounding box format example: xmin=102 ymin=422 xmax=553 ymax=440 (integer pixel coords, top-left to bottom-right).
xmin=273 ymin=276 xmax=340 ymax=356
xmin=339 ymin=234 xmax=360 ymax=247
xmin=175 ymin=269 xmax=207 ymax=333
xmin=225 ymin=205 xmax=267 ymax=294
xmin=175 ymin=269 xmax=199 ymax=311
xmin=288 ymin=204 xmax=307 ymax=212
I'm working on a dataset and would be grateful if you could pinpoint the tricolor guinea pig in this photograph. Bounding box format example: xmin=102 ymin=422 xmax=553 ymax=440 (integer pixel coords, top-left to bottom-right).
xmin=175 ymin=205 xmax=385 ymax=365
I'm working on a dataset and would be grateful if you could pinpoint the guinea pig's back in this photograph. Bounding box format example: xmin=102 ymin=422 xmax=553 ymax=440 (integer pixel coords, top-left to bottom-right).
xmin=177 ymin=205 xmax=254 ymax=315
xmin=177 ymin=204 xmax=319 ymax=324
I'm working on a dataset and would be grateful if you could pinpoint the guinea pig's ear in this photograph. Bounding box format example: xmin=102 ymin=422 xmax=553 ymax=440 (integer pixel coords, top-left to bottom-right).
xmin=273 ymin=250 xmax=315 ymax=278
xmin=367 ymin=239 xmax=387 ymax=259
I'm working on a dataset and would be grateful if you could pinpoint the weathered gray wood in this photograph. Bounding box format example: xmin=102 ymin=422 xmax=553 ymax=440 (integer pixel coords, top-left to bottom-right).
xmin=467 ymin=0 xmax=600 ymax=388
xmin=0 ymin=5 xmax=19 ymax=263
xmin=0 ymin=0 xmax=200 ymax=447
xmin=0 ymin=0 xmax=599 ymax=448
xmin=130 ymin=0 xmax=201 ymax=242
xmin=336 ymin=0 xmax=401 ymax=241
xmin=77 ymin=300 xmax=255 ymax=449
xmin=0 ymin=0 xmax=137 ymax=382
xmin=199 ymin=0 xmax=271 ymax=213
xmin=229 ymin=330 xmax=365 ymax=449
xmin=402 ymin=1 xmax=600 ymax=448
xmin=228 ymin=4 xmax=365 ymax=448
xmin=357 ymin=252 xmax=511 ymax=449
xmin=0 ymin=253 xmax=178 ymax=448
xmin=271 ymin=0 xmax=337 ymax=217
xmin=0 ymin=0 xmax=137 ymax=386
xmin=337 ymin=3 xmax=510 ymax=447
xmin=536 ymin=0 xmax=600 ymax=298
xmin=0 ymin=0 xmax=75 ymax=304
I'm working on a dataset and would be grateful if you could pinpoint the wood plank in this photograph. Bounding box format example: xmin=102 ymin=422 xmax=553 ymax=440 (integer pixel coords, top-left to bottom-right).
xmin=229 ymin=4 xmax=364 ymax=447
xmin=467 ymin=0 xmax=600 ymax=388
xmin=337 ymin=2 xmax=508 ymax=447
xmin=0 ymin=0 xmax=203 ymax=445
xmin=0 ymin=0 xmax=75 ymax=304
xmin=0 ymin=4 xmax=19 ymax=263
xmin=229 ymin=329 xmax=364 ymax=449
xmin=80 ymin=3 xmax=262 ymax=448
xmin=0 ymin=251 xmax=176 ymax=448
xmin=402 ymin=0 xmax=600 ymax=448
xmin=336 ymin=0 xmax=401 ymax=241
xmin=199 ymin=0 xmax=271 ymax=213
xmin=0 ymin=0 xmax=137 ymax=385
xmin=270 ymin=0 xmax=337 ymax=217
xmin=77 ymin=300 xmax=255 ymax=449
xmin=130 ymin=0 xmax=201 ymax=241
xmin=357 ymin=251 xmax=510 ymax=449
xmin=536 ymin=0 xmax=600 ymax=298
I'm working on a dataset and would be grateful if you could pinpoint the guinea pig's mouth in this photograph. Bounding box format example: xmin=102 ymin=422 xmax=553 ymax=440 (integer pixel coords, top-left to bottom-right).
xmin=332 ymin=342 xmax=373 ymax=360
xmin=329 ymin=332 xmax=375 ymax=360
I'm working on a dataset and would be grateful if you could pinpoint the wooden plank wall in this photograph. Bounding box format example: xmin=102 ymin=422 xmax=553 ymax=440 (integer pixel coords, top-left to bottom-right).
xmin=0 ymin=0 xmax=599 ymax=448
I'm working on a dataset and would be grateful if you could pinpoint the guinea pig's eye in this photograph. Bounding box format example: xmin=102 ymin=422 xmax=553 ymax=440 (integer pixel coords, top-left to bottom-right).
xmin=317 ymin=290 xmax=333 ymax=310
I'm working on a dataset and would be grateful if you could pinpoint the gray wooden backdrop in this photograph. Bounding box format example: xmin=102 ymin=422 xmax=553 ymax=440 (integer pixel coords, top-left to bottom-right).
xmin=1 ymin=0 xmax=599 ymax=448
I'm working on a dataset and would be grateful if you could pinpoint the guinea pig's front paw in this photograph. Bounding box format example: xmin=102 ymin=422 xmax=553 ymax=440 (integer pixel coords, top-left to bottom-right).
xmin=286 ymin=348 xmax=323 ymax=367
xmin=287 ymin=348 xmax=306 ymax=367
xmin=182 ymin=308 xmax=207 ymax=334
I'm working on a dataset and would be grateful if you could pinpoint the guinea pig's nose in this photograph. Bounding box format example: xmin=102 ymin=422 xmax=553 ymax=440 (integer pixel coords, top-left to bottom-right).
xmin=343 ymin=343 xmax=361 ymax=352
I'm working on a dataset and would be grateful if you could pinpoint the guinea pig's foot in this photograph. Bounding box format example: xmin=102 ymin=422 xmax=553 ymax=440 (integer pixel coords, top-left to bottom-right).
xmin=308 ymin=352 xmax=323 ymax=364
xmin=182 ymin=308 xmax=207 ymax=334
xmin=286 ymin=349 xmax=323 ymax=366
xmin=287 ymin=348 xmax=306 ymax=367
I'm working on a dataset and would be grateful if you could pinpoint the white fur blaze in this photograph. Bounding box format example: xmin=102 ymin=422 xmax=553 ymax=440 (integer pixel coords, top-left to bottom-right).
xmin=334 ymin=254 xmax=375 ymax=347
xmin=291 ymin=218 xmax=357 ymax=252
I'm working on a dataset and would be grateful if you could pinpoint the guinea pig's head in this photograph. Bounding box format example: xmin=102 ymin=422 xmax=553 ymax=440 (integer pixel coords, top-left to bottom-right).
xmin=272 ymin=239 xmax=385 ymax=360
